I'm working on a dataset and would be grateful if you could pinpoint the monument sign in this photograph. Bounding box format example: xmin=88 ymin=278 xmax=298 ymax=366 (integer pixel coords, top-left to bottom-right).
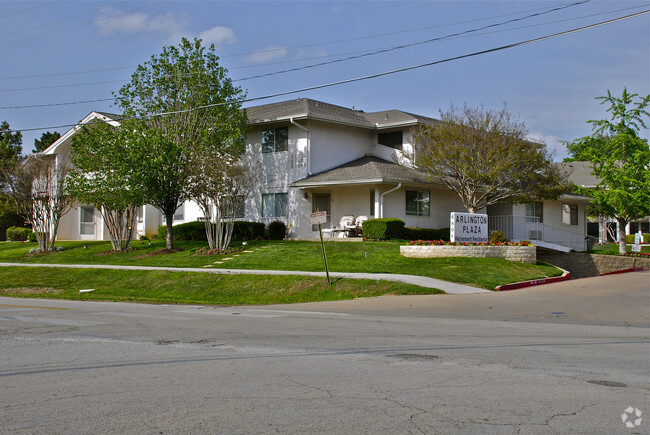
xmin=450 ymin=212 xmax=489 ymax=243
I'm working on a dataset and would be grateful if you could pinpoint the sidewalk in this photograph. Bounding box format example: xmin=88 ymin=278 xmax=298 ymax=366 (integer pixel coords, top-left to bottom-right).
xmin=0 ymin=262 xmax=490 ymax=295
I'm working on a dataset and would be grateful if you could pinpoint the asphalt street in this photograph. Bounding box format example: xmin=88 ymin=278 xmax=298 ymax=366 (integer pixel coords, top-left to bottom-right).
xmin=1 ymin=270 xmax=648 ymax=434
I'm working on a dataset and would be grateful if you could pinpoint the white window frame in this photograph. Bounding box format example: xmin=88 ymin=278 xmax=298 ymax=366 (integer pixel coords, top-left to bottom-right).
xmin=262 ymin=193 xmax=288 ymax=218
xmin=80 ymin=206 xmax=95 ymax=237
xmin=562 ymin=204 xmax=578 ymax=226
xmin=262 ymin=127 xmax=289 ymax=153
xmin=405 ymin=190 xmax=430 ymax=217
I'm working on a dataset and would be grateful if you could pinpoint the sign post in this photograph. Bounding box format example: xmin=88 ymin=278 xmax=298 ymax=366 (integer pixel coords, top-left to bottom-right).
xmin=310 ymin=211 xmax=331 ymax=286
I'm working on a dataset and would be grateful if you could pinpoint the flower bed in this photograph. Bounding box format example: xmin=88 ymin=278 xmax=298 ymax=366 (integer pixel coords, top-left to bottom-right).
xmin=401 ymin=240 xmax=536 ymax=263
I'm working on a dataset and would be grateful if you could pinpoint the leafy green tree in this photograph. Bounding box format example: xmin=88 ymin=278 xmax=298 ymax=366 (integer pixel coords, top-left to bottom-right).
xmin=0 ymin=121 xmax=22 ymax=175
xmin=411 ymin=104 xmax=569 ymax=213
xmin=567 ymin=89 xmax=650 ymax=254
xmin=33 ymin=131 xmax=61 ymax=153
xmin=115 ymin=37 xmax=248 ymax=249
xmin=69 ymin=122 xmax=144 ymax=251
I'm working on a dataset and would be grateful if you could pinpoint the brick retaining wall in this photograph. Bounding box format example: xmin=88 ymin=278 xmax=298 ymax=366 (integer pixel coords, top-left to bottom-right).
xmin=400 ymin=245 xmax=536 ymax=263
xmin=537 ymin=252 xmax=650 ymax=278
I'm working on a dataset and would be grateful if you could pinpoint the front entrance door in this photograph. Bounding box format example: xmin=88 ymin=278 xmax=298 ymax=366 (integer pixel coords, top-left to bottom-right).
xmin=312 ymin=193 xmax=331 ymax=231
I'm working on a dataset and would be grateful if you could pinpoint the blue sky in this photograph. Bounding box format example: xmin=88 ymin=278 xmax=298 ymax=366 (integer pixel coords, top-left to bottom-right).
xmin=1 ymin=0 xmax=648 ymax=160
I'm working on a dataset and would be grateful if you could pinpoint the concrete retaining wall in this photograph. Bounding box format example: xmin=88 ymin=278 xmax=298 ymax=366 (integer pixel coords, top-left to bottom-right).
xmin=537 ymin=251 xmax=650 ymax=278
xmin=400 ymin=245 xmax=536 ymax=263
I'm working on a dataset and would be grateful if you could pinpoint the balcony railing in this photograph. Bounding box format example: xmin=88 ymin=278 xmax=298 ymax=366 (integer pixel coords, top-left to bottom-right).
xmin=488 ymin=215 xmax=589 ymax=252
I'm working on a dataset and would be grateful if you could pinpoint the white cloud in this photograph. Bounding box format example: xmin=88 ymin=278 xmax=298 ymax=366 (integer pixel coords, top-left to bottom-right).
xmin=527 ymin=133 xmax=569 ymax=162
xmin=247 ymin=46 xmax=288 ymax=63
xmin=94 ymin=7 xmax=188 ymax=37
xmin=198 ymin=26 xmax=236 ymax=47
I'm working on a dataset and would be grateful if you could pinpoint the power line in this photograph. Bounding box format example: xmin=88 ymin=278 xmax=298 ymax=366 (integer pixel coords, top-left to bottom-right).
xmin=0 ymin=1 xmax=129 ymax=39
xmin=8 ymin=9 xmax=647 ymax=134
xmin=0 ymin=1 xmax=167 ymax=48
xmin=0 ymin=0 xmax=60 ymax=21
xmin=0 ymin=0 xmax=594 ymax=94
xmin=0 ymin=0 xmax=594 ymax=82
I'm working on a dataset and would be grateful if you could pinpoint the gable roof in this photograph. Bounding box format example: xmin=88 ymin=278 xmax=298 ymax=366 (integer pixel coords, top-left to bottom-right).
xmin=290 ymin=155 xmax=434 ymax=188
xmin=43 ymin=111 xmax=122 ymax=155
xmin=245 ymin=98 xmax=437 ymax=129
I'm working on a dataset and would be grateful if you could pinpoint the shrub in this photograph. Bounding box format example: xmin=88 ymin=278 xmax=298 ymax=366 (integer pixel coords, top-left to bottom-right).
xmin=27 ymin=232 xmax=37 ymax=243
xmin=150 ymin=234 xmax=160 ymax=240
xmin=489 ymin=230 xmax=508 ymax=244
xmin=232 ymin=221 xmax=265 ymax=241
xmin=6 ymin=226 xmax=32 ymax=241
xmin=362 ymin=218 xmax=405 ymax=240
xmin=626 ymin=234 xmax=650 ymax=244
xmin=172 ymin=221 xmax=207 ymax=241
xmin=403 ymin=227 xmax=450 ymax=242
xmin=266 ymin=220 xmax=287 ymax=240
xmin=157 ymin=225 xmax=167 ymax=239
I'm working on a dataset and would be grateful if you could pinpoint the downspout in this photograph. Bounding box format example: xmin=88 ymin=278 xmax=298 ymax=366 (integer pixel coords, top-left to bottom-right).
xmin=290 ymin=118 xmax=311 ymax=175
xmin=380 ymin=183 xmax=401 ymax=218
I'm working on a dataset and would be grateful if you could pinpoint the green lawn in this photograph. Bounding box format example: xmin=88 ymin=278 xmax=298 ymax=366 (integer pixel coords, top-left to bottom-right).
xmin=591 ymin=242 xmax=650 ymax=255
xmin=0 ymin=239 xmax=562 ymax=290
xmin=0 ymin=266 xmax=439 ymax=305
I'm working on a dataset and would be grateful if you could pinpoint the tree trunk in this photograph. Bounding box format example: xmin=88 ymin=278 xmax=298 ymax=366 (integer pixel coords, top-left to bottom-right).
xmin=617 ymin=217 xmax=628 ymax=255
xmin=165 ymin=211 xmax=174 ymax=250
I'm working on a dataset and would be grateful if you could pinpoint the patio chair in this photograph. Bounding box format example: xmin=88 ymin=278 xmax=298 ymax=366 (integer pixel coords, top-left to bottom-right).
xmin=322 ymin=215 xmax=355 ymax=238
xmin=349 ymin=215 xmax=368 ymax=237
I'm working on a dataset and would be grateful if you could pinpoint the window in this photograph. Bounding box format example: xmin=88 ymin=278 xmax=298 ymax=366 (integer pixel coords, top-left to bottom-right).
xmin=378 ymin=131 xmax=403 ymax=150
xmin=80 ymin=206 xmax=95 ymax=235
xmin=138 ymin=206 xmax=144 ymax=223
xmin=173 ymin=203 xmax=184 ymax=221
xmin=262 ymin=127 xmax=288 ymax=153
xmin=369 ymin=189 xmax=375 ymax=216
xmin=526 ymin=202 xmax=543 ymax=223
xmin=220 ymin=195 xmax=245 ymax=219
xmin=562 ymin=204 xmax=578 ymax=225
xmin=405 ymin=190 xmax=430 ymax=216
xmin=262 ymin=193 xmax=288 ymax=217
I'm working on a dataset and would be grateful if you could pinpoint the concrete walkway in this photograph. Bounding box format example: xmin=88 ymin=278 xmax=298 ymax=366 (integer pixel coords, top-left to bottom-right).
xmin=0 ymin=262 xmax=489 ymax=295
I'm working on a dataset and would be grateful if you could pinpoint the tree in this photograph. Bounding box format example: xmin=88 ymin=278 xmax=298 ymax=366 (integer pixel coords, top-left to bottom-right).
xmin=567 ymin=89 xmax=650 ymax=255
xmin=187 ymin=150 xmax=255 ymax=250
xmin=411 ymin=104 xmax=569 ymax=213
xmin=6 ymin=155 xmax=72 ymax=251
xmin=115 ymin=37 xmax=248 ymax=249
xmin=34 ymin=131 xmax=61 ymax=153
xmin=0 ymin=121 xmax=24 ymax=240
xmin=0 ymin=121 xmax=22 ymax=175
xmin=68 ymin=122 xmax=143 ymax=251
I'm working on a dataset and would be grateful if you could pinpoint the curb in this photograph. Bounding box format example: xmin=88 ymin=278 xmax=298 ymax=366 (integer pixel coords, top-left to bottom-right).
xmin=495 ymin=269 xmax=571 ymax=291
xmin=600 ymin=267 xmax=646 ymax=276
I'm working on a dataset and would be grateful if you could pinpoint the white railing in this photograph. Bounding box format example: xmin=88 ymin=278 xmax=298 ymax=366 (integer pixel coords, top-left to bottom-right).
xmin=488 ymin=215 xmax=589 ymax=251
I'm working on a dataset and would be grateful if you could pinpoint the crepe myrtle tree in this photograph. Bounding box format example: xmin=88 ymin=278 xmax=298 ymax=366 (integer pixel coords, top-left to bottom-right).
xmin=115 ymin=37 xmax=248 ymax=249
xmin=187 ymin=148 xmax=256 ymax=250
xmin=410 ymin=104 xmax=569 ymax=213
xmin=68 ymin=121 xmax=144 ymax=251
xmin=567 ymin=89 xmax=650 ymax=255
xmin=5 ymin=155 xmax=71 ymax=251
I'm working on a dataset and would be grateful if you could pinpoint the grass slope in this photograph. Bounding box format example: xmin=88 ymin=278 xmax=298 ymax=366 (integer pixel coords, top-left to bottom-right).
xmin=0 ymin=240 xmax=561 ymax=291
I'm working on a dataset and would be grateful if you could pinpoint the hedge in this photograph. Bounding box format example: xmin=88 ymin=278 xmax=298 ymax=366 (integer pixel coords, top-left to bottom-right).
xmin=362 ymin=218 xmax=405 ymax=240
xmin=157 ymin=221 xmax=266 ymax=242
xmin=6 ymin=226 xmax=32 ymax=242
xmin=626 ymin=233 xmax=650 ymax=244
xmin=403 ymin=227 xmax=450 ymax=242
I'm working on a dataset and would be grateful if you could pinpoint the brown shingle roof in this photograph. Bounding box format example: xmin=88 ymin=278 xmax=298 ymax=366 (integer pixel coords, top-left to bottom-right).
xmin=290 ymin=155 xmax=434 ymax=187
xmin=245 ymin=98 xmax=438 ymax=129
